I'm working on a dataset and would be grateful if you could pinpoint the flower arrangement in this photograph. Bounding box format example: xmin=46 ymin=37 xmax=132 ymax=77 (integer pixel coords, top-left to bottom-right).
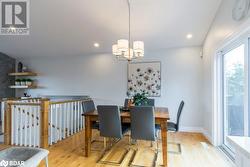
xmin=132 ymin=92 xmax=149 ymax=106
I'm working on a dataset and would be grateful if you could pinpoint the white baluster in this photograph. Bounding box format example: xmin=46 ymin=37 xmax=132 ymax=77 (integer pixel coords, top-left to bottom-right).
xmin=15 ymin=106 xmax=18 ymax=145
xmin=24 ymin=106 xmax=27 ymax=146
xmin=20 ymin=106 xmax=23 ymax=146
xmin=70 ymin=102 xmax=74 ymax=135
xmin=49 ymin=105 xmax=53 ymax=145
xmin=29 ymin=106 xmax=31 ymax=146
xmin=76 ymin=102 xmax=78 ymax=132
xmin=32 ymin=107 xmax=37 ymax=147
xmin=58 ymin=104 xmax=61 ymax=141
xmin=1 ymin=102 xmax=5 ymax=133
xmin=36 ymin=106 xmax=39 ymax=147
xmin=55 ymin=104 xmax=58 ymax=143
xmin=74 ymin=102 xmax=77 ymax=133
xmin=66 ymin=103 xmax=69 ymax=137
xmin=80 ymin=101 xmax=83 ymax=129
xmin=11 ymin=105 xmax=14 ymax=145
xmin=63 ymin=103 xmax=66 ymax=139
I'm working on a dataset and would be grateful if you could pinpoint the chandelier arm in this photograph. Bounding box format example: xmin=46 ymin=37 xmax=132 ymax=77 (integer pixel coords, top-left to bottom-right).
xmin=127 ymin=0 xmax=131 ymax=60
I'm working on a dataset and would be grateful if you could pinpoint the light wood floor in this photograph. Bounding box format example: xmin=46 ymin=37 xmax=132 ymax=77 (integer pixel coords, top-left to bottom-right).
xmin=0 ymin=131 xmax=234 ymax=167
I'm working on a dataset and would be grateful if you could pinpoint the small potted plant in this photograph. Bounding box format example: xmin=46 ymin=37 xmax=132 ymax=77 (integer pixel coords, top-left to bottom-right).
xmin=132 ymin=93 xmax=149 ymax=106
xmin=15 ymin=79 xmax=21 ymax=85
xmin=20 ymin=79 xmax=26 ymax=86
xmin=26 ymin=79 xmax=33 ymax=86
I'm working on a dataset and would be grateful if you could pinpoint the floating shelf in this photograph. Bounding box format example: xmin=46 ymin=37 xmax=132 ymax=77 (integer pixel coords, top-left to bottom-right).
xmin=8 ymin=72 xmax=37 ymax=76
xmin=9 ymin=85 xmax=37 ymax=89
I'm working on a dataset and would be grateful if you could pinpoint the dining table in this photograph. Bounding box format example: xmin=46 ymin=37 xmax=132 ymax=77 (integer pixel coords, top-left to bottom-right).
xmin=83 ymin=107 xmax=170 ymax=166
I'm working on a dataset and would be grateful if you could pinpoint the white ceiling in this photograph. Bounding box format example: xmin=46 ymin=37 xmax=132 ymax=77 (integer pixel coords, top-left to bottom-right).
xmin=0 ymin=0 xmax=222 ymax=58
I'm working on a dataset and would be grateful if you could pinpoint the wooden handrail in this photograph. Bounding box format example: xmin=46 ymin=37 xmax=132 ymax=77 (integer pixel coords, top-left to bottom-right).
xmin=0 ymin=97 xmax=42 ymax=102
xmin=9 ymin=102 xmax=41 ymax=106
xmin=50 ymin=98 xmax=91 ymax=105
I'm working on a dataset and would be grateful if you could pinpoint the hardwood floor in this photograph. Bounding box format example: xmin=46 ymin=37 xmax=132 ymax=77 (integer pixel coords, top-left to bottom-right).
xmin=0 ymin=131 xmax=234 ymax=167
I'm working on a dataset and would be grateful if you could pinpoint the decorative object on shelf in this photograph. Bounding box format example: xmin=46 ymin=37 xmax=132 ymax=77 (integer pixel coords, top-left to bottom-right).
xmin=128 ymin=61 xmax=161 ymax=97
xmin=21 ymin=79 xmax=26 ymax=86
xmin=17 ymin=62 xmax=23 ymax=72
xmin=132 ymin=93 xmax=148 ymax=106
xmin=15 ymin=79 xmax=21 ymax=85
xmin=14 ymin=78 xmax=33 ymax=86
xmin=112 ymin=0 xmax=144 ymax=61
xmin=26 ymin=79 xmax=33 ymax=86
xmin=232 ymin=0 xmax=250 ymax=21
xmin=22 ymin=66 xmax=28 ymax=72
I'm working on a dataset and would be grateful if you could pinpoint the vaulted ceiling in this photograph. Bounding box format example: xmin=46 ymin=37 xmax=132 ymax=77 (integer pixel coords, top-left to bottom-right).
xmin=0 ymin=0 xmax=222 ymax=58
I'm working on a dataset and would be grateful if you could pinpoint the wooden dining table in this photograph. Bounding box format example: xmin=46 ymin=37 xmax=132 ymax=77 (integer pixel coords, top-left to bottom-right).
xmin=83 ymin=107 xmax=170 ymax=166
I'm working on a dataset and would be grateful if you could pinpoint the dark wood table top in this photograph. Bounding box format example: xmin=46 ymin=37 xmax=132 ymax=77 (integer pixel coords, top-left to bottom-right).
xmin=82 ymin=107 xmax=170 ymax=120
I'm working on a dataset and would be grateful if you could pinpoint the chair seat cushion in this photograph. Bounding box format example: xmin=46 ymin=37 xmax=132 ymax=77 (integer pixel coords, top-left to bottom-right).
xmin=168 ymin=122 xmax=177 ymax=131
xmin=0 ymin=147 xmax=49 ymax=167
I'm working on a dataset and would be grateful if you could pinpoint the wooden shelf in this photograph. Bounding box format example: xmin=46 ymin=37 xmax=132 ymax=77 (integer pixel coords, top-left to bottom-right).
xmin=8 ymin=72 xmax=37 ymax=76
xmin=9 ymin=85 xmax=37 ymax=89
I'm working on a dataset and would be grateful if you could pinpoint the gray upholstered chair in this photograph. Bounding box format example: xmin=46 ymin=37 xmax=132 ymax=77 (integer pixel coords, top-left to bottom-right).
xmin=124 ymin=98 xmax=129 ymax=108
xmin=82 ymin=100 xmax=99 ymax=129
xmin=82 ymin=100 xmax=101 ymax=149
xmin=168 ymin=101 xmax=184 ymax=132
xmin=129 ymin=106 xmax=159 ymax=167
xmin=97 ymin=105 xmax=130 ymax=165
xmin=167 ymin=101 xmax=184 ymax=154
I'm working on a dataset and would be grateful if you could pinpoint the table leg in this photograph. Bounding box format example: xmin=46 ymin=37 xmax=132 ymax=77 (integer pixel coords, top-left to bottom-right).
xmin=161 ymin=121 xmax=168 ymax=166
xmin=85 ymin=116 xmax=91 ymax=157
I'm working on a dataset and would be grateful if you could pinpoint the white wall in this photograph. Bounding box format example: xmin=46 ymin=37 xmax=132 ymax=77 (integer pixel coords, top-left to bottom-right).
xmin=202 ymin=0 xmax=250 ymax=144
xmin=17 ymin=46 xmax=203 ymax=130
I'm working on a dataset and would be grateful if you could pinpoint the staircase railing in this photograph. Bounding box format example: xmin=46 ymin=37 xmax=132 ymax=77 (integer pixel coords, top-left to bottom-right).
xmin=4 ymin=98 xmax=89 ymax=148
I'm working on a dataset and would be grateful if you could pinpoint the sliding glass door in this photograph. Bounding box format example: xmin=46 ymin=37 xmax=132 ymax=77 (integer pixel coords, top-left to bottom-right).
xmin=222 ymin=43 xmax=246 ymax=152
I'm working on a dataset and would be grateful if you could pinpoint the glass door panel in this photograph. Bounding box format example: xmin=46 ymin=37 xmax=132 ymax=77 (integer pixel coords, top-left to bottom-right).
xmin=223 ymin=44 xmax=245 ymax=150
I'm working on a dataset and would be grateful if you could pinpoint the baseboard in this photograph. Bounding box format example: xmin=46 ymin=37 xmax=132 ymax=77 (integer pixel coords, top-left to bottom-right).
xmin=179 ymin=126 xmax=204 ymax=133
xmin=202 ymin=129 xmax=212 ymax=144
xmin=179 ymin=126 xmax=212 ymax=144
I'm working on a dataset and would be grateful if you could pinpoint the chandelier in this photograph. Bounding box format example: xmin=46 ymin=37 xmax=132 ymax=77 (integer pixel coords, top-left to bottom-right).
xmin=112 ymin=0 xmax=144 ymax=61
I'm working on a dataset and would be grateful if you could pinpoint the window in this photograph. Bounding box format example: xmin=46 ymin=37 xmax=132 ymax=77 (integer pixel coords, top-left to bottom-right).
xmin=222 ymin=44 xmax=246 ymax=151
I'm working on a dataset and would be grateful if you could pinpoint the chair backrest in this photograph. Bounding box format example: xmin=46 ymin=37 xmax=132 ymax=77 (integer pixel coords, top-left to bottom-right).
xmin=97 ymin=105 xmax=123 ymax=138
xmin=124 ymin=98 xmax=129 ymax=107
xmin=146 ymin=99 xmax=155 ymax=106
xmin=130 ymin=106 xmax=156 ymax=141
xmin=124 ymin=98 xmax=155 ymax=107
xmin=82 ymin=100 xmax=95 ymax=113
xmin=176 ymin=101 xmax=185 ymax=131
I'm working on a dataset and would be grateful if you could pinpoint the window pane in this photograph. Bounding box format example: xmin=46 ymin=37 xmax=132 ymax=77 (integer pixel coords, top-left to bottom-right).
xmin=223 ymin=44 xmax=245 ymax=149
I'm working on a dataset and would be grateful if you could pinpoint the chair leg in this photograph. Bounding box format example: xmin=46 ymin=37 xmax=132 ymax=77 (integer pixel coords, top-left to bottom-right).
xmin=98 ymin=137 xmax=129 ymax=166
xmin=45 ymin=156 xmax=49 ymax=167
xmin=103 ymin=137 xmax=107 ymax=149
xmin=129 ymin=140 xmax=158 ymax=167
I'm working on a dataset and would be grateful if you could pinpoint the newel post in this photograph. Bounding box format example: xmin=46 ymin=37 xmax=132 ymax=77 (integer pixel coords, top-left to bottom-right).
xmin=4 ymin=101 xmax=12 ymax=145
xmin=40 ymin=98 xmax=50 ymax=148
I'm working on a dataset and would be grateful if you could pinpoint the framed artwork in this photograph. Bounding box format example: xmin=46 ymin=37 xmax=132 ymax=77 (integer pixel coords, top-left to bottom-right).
xmin=127 ymin=61 xmax=161 ymax=97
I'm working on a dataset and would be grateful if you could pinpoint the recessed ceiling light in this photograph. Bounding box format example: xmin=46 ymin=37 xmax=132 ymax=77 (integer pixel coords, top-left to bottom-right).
xmin=186 ymin=34 xmax=193 ymax=39
xmin=94 ymin=43 xmax=100 ymax=48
